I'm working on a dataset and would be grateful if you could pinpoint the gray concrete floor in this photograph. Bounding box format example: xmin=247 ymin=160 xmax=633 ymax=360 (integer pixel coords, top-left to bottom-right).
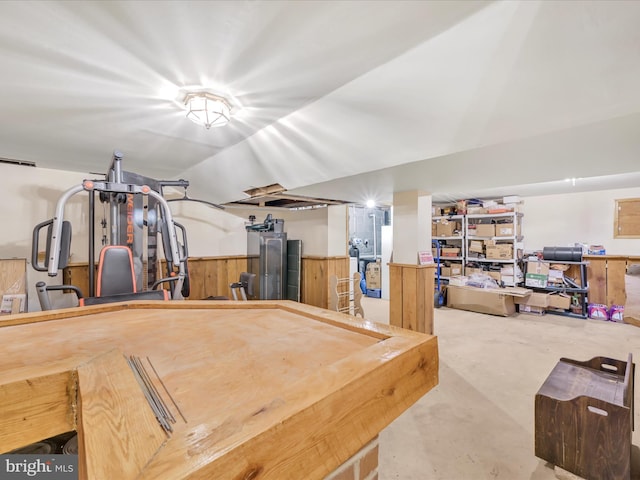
xmin=361 ymin=295 xmax=640 ymax=480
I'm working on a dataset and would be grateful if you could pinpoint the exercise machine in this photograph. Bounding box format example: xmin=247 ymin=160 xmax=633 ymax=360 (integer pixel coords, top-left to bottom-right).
xmin=32 ymin=151 xmax=190 ymax=309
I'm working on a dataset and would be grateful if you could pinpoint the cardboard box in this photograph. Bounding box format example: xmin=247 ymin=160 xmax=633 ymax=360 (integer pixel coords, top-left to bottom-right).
xmin=495 ymin=223 xmax=515 ymax=237
xmin=525 ymin=273 xmax=548 ymax=288
xmin=547 ymin=269 xmax=564 ymax=284
xmin=440 ymin=247 xmax=460 ymax=257
xmin=366 ymin=262 xmax=381 ymax=289
xmin=469 ymin=240 xmax=484 ymax=253
xmin=440 ymin=266 xmax=451 ymax=277
xmin=466 ymin=206 xmax=487 ymax=214
xmin=527 ymin=261 xmax=550 ymax=276
xmin=548 ymin=293 xmax=571 ymax=310
xmin=466 ymin=267 xmax=484 ymax=276
xmin=485 ymin=245 xmax=513 ymax=259
xmin=450 ymin=264 xmax=463 ymax=276
xmin=515 ymin=292 xmax=549 ymax=308
xmin=474 ymin=224 xmax=496 ymax=237
xmin=500 ymin=266 xmax=514 ymax=275
xmin=448 ymin=276 xmax=467 ymax=286
xmin=519 ymin=304 xmax=546 ymax=315
xmin=446 ymin=285 xmax=517 ymax=316
xmin=436 ymin=220 xmax=459 ymax=237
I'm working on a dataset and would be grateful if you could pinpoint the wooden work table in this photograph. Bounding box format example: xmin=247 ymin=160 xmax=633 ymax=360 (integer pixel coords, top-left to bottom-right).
xmin=0 ymin=301 xmax=439 ymax=479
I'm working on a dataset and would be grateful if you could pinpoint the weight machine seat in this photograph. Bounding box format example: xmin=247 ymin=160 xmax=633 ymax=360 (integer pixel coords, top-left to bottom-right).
xmin=82 ymin=289 xmax=168 ymax=306
xmin=83 ymin=245 xmax=169 ymax=305
xmin=96 ymin=245 xmax=137 ymax=296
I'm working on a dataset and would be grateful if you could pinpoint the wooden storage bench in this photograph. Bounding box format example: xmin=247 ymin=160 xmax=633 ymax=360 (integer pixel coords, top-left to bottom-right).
xmin=535 ymin=354 xmax=635 ymax=480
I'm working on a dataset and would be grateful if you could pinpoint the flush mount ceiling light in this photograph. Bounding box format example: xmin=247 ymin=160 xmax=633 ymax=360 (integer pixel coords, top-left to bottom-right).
xmin=184 ymin=92 xmax=231 ymax=129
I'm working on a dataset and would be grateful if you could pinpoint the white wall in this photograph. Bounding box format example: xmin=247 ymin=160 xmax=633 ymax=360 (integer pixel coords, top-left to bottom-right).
xmin=0 ymin=164 xmax=102 ymax=311
xmin=392 ymin=190 xmax=432 ymax=264
xmin=327 ymin=205 xmax=348 ymax=257
xmin=523 ymin=186 xmax=640 ymax=255
xmin=0 ymin=164 xmax=93 ymax=260
xmin=226 ymin=206 xmax=332 ymax=257
xmin=167 ymin=201 xmax=247 ymax=257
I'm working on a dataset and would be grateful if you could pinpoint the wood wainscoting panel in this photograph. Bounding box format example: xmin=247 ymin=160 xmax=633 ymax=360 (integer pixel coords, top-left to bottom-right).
xmin=185 ymin=256 xmax=248 ymax=299
xmin=388 ymin=263 xmax=435 ymax=334
xmin=302 ymin=256 xmax=349 ymax=309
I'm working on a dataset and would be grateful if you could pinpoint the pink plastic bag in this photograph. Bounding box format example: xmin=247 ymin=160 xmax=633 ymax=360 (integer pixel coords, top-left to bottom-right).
xmin=609 ymin=305 xmax=625 ymax=322
xmin=587 ymin=303 xmax=608 ymax=320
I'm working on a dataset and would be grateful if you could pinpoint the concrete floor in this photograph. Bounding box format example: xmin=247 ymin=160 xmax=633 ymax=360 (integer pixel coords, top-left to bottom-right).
xmin=360 ymin=295 xmax=640 ymax=480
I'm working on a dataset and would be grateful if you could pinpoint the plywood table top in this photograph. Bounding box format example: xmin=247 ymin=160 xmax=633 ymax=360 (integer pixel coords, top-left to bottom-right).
xmin=0 ymin=300 xmax=438 ymax=480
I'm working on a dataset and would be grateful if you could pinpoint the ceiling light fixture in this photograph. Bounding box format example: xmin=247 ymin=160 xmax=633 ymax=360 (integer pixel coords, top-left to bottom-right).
xmin=184 ymin=92 xmax=231 ymax=129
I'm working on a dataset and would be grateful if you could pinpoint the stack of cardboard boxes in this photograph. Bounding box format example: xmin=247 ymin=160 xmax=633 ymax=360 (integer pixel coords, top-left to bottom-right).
xmin=365 ymin=261 xmax=381 ymax=298
xmin=518 ymin=260 xmax=572 ymax=315
xmin=465 ymin=220 xmax=521 ymax=285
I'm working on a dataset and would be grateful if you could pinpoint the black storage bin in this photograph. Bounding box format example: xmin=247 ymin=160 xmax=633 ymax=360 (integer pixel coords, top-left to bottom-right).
xmin=542 ymin=246 xmax=582 ymax=262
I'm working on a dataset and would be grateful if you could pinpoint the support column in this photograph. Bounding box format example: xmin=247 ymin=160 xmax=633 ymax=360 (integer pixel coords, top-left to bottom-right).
xmin=389 ymin=191 xmax=434 ymax=334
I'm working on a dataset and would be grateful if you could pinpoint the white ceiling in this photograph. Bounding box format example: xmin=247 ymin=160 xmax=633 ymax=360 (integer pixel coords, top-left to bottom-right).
xmin=1 ymin=0 xmax=639 ymax=205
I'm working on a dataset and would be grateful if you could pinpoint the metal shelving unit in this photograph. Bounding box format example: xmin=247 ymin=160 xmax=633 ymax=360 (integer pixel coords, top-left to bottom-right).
xmin=527 ymin=259 xmax=589 ymax=319
xmin=432 ymin=215 xmax=465 ymax=280
xmin=465 ymin=212 xmax=524 ymax=286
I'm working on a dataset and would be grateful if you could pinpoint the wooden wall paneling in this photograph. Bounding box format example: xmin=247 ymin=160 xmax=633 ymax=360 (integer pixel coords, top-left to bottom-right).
xmin=211 ymin=257 xmax=226 ymax=297
xmin=229 ymin=257 xmax=247 ymax=293
xmin=389 ymin=264 xmax=403 ymax=329
xmin=301 ymin=258 xmax=323 ymax=308
xmin=388 ymin=264 xmax=434 ymax=334
xmin=63 ymin=264 xmax=94 ymax=298
xmin=417 ymin=267 xmax=430 ymax=334
xmin=65 ymin=255 xmax=354 ymax=305
xmin=187 ymin=258 xmax=207 ymax=299
xmin=190 ymin=256 xmax=247 ymax=299
xmin=304 ymin=257 xmax=325 ymax=308
xmin=607 ymin=259 xmax=628 ymax=307
xmin=586 ymin=257 xmax=607 ymax=305
xmin=402 ymin=268 xmax=417 ymax=331
xmin=301 ymin=257 xmax=348 ymax=309
xmin=565 ymin=264 xmax=582 ymax=287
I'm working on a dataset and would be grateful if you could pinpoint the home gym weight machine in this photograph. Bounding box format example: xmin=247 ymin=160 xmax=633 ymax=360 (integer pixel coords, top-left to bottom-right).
xmin=32 ymin=151 xmax=191 ymax=309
